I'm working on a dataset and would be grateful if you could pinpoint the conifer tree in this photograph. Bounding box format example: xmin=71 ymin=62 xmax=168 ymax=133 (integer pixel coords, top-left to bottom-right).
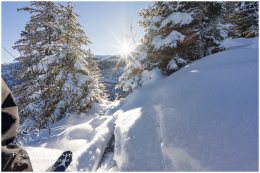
xmin=13 ymin=2 xmax=105 ymax=132
xmin=118 ymin=2 xmax=229 ymax=92
xmin=55 ymin=2 xmax=106 ymax=118
xmin=116 ymin=44 xmax=149 ymax=92
xmin=13 ymin=1 xmax=61 ymax=128
xmin=232 ymin=2 xmax=258 ymax=38
xmin=139 ymin=2 xmax=226 ymax=74
xmin=198 ymin=2 xmax=226 ymax=55
xmin=221 ymin=2 xmax=239 ymax=38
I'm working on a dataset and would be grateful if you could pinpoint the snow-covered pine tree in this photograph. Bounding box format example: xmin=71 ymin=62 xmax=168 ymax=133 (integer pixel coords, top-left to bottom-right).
xmin=117 ymin=2 xmax=167 ymax=92
xmin=118 ymin=2 xmax=229 ymax=92
xmin=117 ymin=2 xmax=186 ymax=91
xmin=197 ymin=2 xmax=226 ymax=55
xmin=116 ymin=44 xmax=149 ymax=92
xmin=140 ymin=2 xmax=227 ymax=74
xmin=13 ymin=2 xmax=105 ymax=132
xmin=221 ymin=2 xmax=239 ymax=38
xmin=13 ymin=1 xmax=61 ymax=129
xmin=231 ymin=2 xmax=258 ymax=38
xmin=55 ymin=2 xmax=106 ymax=119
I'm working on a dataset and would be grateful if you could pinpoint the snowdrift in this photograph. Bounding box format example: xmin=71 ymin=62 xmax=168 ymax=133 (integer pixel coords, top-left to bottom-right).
xmin=113 ymin=37 xmax=258 ymax=171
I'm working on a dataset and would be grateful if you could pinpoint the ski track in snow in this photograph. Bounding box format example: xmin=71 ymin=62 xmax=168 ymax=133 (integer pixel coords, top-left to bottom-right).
xmin=24 ymin=100 xmax=123 ymax=172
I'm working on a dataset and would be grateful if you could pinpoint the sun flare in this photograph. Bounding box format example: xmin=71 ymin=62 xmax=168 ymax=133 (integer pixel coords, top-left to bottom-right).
xmin=114 ymin=34 xmax=135 ymax=58
xmin=111 ymin=34 xmax=142 ymax=69
xmin=121 ymin=43 xmax=132 ymax=56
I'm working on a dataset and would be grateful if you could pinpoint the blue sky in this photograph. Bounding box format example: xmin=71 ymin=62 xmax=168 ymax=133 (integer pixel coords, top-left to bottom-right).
xmin=1 ymin=1 xmax=151 ymax=63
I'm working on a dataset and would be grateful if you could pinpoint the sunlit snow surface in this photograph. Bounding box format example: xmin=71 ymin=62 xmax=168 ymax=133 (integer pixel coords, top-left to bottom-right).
xmin=24 ymin=101 xmax=120 ymax=172
xmin=113 ymin=37 xmax=258 ymax=171
xmin=23 ymin=38 xmax=258 ymax=171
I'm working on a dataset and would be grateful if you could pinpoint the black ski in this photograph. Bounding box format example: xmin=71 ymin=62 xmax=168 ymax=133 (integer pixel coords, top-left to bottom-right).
xmin=50 ymin=151 xmax=73 ymax=172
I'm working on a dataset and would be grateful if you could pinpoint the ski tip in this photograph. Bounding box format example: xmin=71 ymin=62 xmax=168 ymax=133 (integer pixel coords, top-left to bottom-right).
xmin=51 ymin=151 xmax=73 ymax=172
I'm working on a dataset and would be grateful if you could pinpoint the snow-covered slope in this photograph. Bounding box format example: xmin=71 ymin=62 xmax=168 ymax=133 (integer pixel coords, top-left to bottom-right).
xmin=18 ymin=38 xmax=258 ymax=172
xmin=113 ymin=37 xmax=258 ymax=171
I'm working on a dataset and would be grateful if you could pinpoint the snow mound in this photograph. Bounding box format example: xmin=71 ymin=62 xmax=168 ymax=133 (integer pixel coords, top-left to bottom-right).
xmin=140 ymin=67 xmax=164 ymax=87
xmin=113 ymin=37 xmax=258 ymax=171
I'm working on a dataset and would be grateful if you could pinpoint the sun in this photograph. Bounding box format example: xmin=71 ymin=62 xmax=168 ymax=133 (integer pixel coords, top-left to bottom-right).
xmin=121 ymin=43 xmax=132 ymax=57
xmin=111 ymin=36 xmax=143 ymax=69
xmin=111 ymin=34 xmax=140 ymax=66
xmin=115 ymin=35 xmax=135 ymax=58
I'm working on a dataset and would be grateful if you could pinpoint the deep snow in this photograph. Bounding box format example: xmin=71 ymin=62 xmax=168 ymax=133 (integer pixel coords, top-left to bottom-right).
xmin=19 ymin=37 xmax=258 ymax=171
xmin=21 ymin=100 xmax=120 ymax=171
xmin=113 ymin=37 xmax=258 ymax=171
